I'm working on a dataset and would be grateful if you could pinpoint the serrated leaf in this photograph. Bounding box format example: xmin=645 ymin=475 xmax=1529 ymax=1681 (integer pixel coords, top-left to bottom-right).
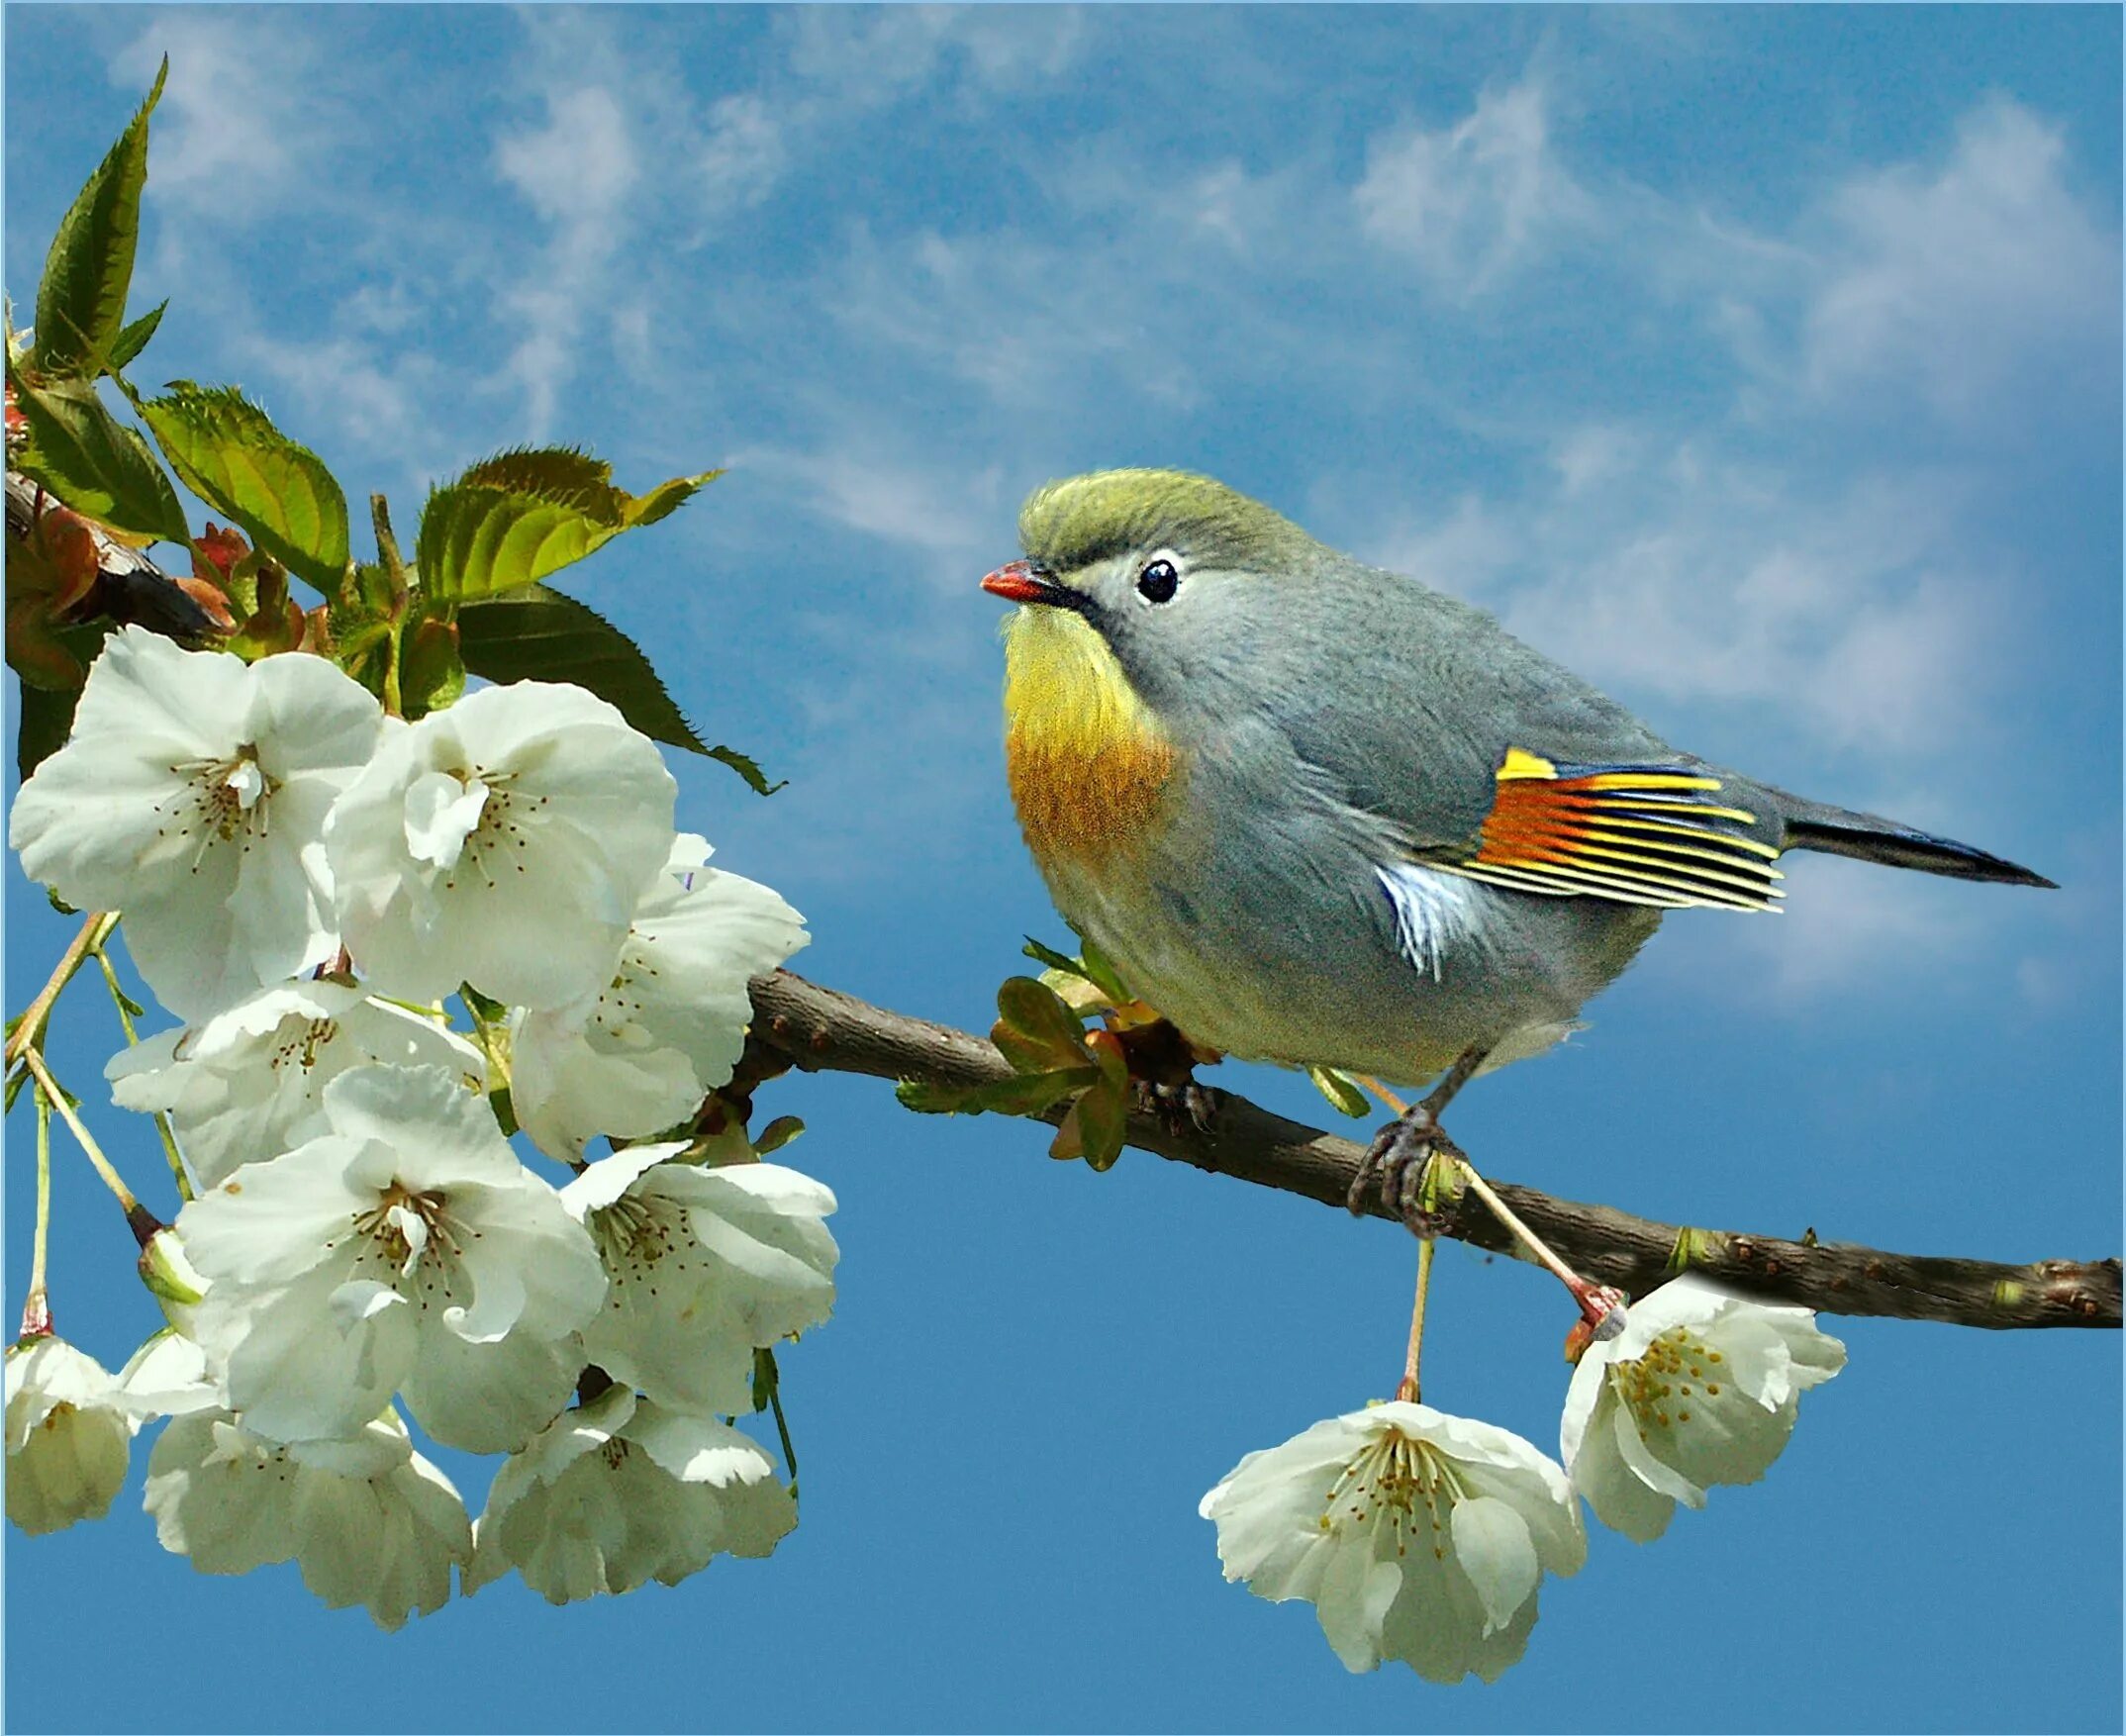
xmin=896 ymin=1067 xmax=1095 ymax=1117
xmin=415 ymin=458 xmax=717 ymax=604
xmin=1306 ymin=1065 xmax=1373 ymax=1119
xmin=106 ymin=300 xmax=166 ymax=372
xmin=7 ymin=372 xmax=187 ymax=541
xmin=417 ymin=484 xmax=619 ymax=603
xmin=16 ymin=679 xmax=82 ymax=780
xmin=33 ymin=59 xmax=164 ymax=378
xmin=625 ymin=470 xmax=716 ymax=528
xmin=138 ymin=383 xmax=348 ymax=590
xmin=994 ymin=976 xmax=1091 ymax=1065
xmin=459 ymin=445 xmax=616 ymax=502
xmin=455 ymin=584 xmax=776 ymax=792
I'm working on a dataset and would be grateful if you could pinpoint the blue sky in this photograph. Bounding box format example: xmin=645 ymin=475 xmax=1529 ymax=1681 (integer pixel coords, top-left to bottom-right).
xmin=5 ymin=6 xmax=2120 ymax=1730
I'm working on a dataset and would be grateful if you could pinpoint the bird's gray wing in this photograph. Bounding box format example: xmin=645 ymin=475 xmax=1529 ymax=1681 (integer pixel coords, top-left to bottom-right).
xmin=1266 ymin=567 xmax=1786 ymax=913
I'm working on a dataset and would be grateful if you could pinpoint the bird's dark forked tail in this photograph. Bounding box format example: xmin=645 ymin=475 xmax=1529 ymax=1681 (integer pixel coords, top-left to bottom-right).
xmin=1781 ymin=803 xmax=2056 ymax=889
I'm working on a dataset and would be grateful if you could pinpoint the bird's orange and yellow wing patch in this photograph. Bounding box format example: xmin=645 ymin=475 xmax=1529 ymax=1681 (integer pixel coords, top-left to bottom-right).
xmin=1450 ymin=747 xmax=1784 ymax=913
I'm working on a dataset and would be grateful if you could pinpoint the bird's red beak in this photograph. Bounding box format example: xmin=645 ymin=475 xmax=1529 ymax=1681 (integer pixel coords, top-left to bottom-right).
xmin=980 ymin=560 xmax=1051 ymax=604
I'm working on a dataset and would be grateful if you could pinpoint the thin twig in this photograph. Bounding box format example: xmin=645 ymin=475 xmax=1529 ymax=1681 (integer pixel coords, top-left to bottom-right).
xmin=6 ymin=910 xmax=117 ymax=1067
xmin=745 ymin=969 xmax=2120 ymax=1331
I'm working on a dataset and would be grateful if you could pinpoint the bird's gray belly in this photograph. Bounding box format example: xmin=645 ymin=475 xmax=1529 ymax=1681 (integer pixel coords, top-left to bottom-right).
xmin=1042 ymin=805 xmax=1661 ymax=1087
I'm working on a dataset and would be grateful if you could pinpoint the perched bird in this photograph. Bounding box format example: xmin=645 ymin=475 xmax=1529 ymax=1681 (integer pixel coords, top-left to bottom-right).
xmin=981 ymin=468 xmax=2052 ymax=1217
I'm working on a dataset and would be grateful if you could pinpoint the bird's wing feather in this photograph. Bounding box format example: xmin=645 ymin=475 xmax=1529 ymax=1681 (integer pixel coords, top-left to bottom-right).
xmin=1436 ymin=748 xmax=1785 ymax=913
xmin=1271 ymin=565 xmax=1783 ymax=914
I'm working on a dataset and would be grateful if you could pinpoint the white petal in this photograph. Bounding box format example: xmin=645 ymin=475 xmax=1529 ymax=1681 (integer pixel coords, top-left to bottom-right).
xmin=1571 ymin=1397 xmax=1679 ymax=1543
xmin=1449 ymin=1495 xmax=1541 ymax=1635
xmin=402 ymin=771 xmax=488 ymax=869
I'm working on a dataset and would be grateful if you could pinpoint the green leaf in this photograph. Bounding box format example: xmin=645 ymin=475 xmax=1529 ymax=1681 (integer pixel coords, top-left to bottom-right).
xmin=33 ymin=59 xmax=164 ymax=378
xmin=1071 ymin=1078 xmax=1130 ymax=1172
xmin=753 ymin=1114 xmax=805 ymax=1155
xmin=895 ymin=1067 xmax=1095 ymax=1117
xmin=994 ymin=977 xmax=1091 ymax=1066
xmin=7 ymin=371 xmax=187 ymax=541
xmin=1306 ymin=1065 xmax=1373 ymax=1119
xmin=1075 ymin=934 xmax=1131 ymax=1006
xmin=137 ymin=383 xmax=349 ymax=591
xmin=398 ymin=617 xmax=464 ymax=720
xmin=455 ymin=584 xmax=778 ymax=791
xmin=1022 ymin=936 xmax=1086 ymax=979
xmin=15 ymin=681 xmax=80 ymax=779
xmin=459 ymin=445 xmax=619 ymax=510
xmin=415 ymin=452 xmax=718 ymax=602
xmin=106 ymin=299 xmax=166 ymax=372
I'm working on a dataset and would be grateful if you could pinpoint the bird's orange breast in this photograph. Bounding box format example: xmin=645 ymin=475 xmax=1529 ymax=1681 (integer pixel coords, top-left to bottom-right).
xmin=1001 ymin=607 xmax=1186 ymax=868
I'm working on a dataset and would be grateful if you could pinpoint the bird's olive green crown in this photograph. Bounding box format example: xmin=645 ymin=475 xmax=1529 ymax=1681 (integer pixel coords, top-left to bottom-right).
xmin=1018 ymin=468 xmax=1315 ymax=577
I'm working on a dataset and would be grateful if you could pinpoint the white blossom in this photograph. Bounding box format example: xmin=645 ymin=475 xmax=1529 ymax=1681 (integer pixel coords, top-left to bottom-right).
xmin=178 ymin=1063 xmax=606 ymax=1452
xmin=5 ymin=1336 xmax=136 ymax=1535
xmin=9 ymin=630 xmax=383 ymax=1018
xmin=108 ymin=978 xmax=484 ymax=1191
xmin=466 ymin=1383 xmax=796 ymax=1605
xmin=563 ymin=1142 xmax=836 ymax=1415
xmin=1561 ymin=1276 xmax=1846 ymax=1542
xmin=1201 ymin=1402 xmax=1584 ymax=1684
xmin=323 ymin=681 xmax=676 ymax=1009
xmin=116 ymin=1329 xmax=221 ymax=1422
xmin=145 ymin=1405 xmax=471 ymax=1630
xmin=512 ymin=834 xmax=809 ymax=1159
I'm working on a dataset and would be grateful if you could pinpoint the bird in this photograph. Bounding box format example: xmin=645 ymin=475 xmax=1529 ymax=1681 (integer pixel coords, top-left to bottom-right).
xmin=980 ymin=467 xmax=2053 ymax=1229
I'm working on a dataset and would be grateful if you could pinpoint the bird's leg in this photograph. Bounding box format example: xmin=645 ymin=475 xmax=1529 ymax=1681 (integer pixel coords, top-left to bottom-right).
xmin=1347 ymin=1049 xmax=1628 ymax=1341
xmin=1346 ymin=1045 xmax=1488 ymax=1237
xmin=1111 ymin=1017 xmax=1223 ymax=1135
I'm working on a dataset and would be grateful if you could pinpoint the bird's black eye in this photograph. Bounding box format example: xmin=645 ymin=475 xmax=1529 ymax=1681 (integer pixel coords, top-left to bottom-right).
xmin=1136 ymin=558 xmax=1180 ymax=605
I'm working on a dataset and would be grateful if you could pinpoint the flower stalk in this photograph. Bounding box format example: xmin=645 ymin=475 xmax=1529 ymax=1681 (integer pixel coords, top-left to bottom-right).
xmin=6 ymin=909 xmax=118 ymax=1067
xmin=21 ymin=1092 xmax=54 ymax=1339
xmin=18 ymin=1044 xmax=141 ymax=1219
xmin=89 ymin=926 xmax=193 ymax=1201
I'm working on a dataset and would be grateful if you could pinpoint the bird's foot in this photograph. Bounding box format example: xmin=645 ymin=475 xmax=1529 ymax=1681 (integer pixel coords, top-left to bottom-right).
xmin=1348 ymin=1105 xmax=1459 ymax=1239
xmin=1131 ymin=1076 xmax=1223 ymax=1136
xmin=1111 ymin=1018 xmax=1223 ymax=1136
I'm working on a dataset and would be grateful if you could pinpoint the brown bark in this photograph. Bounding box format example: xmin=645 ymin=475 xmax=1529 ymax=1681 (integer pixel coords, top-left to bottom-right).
xmin=746 ymin=969 xmax=2121 ymax=1331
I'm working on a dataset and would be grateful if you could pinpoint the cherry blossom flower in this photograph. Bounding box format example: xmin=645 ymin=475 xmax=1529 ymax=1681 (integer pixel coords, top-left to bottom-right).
xmin=108 ymin=979 xmax=484 ymax=1190
xmin=1201 ymin=1401 xmax=1585 ymax=1684
xmin=178 ymin=1063 xmax=605 ymax=1452
xmin=512 ymin=834 xmax=809 ymax=1159
xmin=1561 ymin=1275 xmax=1846 ymax=1542
xmin=9 ymin=630 xmax=383 ymax=1018
xmin=323 ymin=681 xmax=676 ymax=1009
xmin=563 ymin=1142 xmax=836 ymax=1415
xmin=465 ymin=1383 xmax=796 ymax=1605
xmin=145 ymin=1406 xmax=471 ymax=1630
xmin=5 ymin=1336 xmax=136 ymax=1535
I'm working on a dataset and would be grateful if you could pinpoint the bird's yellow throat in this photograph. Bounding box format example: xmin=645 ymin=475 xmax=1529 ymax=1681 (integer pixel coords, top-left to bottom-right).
xmin=1001 ymin=606 xmax=1184 ymax=867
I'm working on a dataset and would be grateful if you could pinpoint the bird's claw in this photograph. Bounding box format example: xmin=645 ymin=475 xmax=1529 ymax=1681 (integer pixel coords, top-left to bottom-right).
xmin=1131 ymin=1076 xmax=1223 ymax=1136
xmin=1348 ymin=1105 xmax=1459 ymax=1239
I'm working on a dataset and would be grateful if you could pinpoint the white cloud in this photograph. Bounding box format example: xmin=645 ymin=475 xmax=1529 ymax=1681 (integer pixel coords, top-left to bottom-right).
xmin=699 ymin=94 xmax=788 ymax=215
xmin=113 ymin=16 xmax=322 ymax=224
xmin=1355 ymin=76 xmax=1591 ymax=293
xmin=1803 ymin=99 xmax=2119 ymax=420
xmin=490 ymin=82 xmax=644 ymax=435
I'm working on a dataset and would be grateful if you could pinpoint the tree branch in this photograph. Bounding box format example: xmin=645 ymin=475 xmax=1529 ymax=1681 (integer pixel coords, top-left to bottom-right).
xmin=746 ymin=970 xmax=2120 ymax=1331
